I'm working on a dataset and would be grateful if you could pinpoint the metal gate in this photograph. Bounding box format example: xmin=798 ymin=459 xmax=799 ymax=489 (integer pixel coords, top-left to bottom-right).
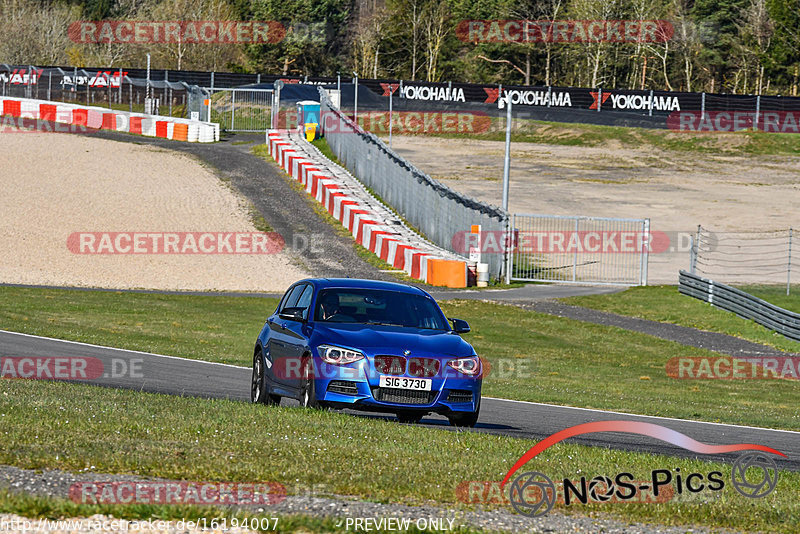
xmin=205 ymin=88 xmax=274 ymax=131
xmin=508 ymin=214 xmax=650 ymax=286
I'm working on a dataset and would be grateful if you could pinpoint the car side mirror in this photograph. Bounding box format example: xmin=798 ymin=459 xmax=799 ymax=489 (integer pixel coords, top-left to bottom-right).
xmin=449 ymin=318 xmax=470 ymax=334
xmin=279 ymin=307 xmax=306 ymax=322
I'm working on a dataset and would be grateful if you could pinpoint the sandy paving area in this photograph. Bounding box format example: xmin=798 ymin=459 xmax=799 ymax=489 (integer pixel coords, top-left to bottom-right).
xmin=390 ymin=135 xmax=800 ymax=284
xmin=0 ymin=134 xmax=307 ymax=292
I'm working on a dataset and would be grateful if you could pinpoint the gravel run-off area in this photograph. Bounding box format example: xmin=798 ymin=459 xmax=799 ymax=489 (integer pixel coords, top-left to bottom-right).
xmin=0 ymin=134 xmax=307 ymax=292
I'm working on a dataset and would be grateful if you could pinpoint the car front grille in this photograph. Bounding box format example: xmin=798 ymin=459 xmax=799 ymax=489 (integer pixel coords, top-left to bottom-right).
xmin=447 ymin=390 xmax=474 ymax=403
xmin=372 ymin=387 xmax=436 ymax=405
xmin=408 ymin=357 xmax=440 ymax=378
xmin=373 ymin=355 xmax=407 ymax=376
xmin=327 ymin=380 xmax=359 ymax=396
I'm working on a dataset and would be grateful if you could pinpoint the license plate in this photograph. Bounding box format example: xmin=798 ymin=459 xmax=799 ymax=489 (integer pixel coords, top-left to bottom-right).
xmin=379 ymin=375 xmax=432 ymax=391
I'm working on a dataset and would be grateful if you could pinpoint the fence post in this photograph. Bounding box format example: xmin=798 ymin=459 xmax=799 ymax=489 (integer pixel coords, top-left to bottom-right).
xmin=502 ymin=96 xmax=512 ymax=284
xmin=129 ymin=82 xmax=132 ymax=112
xmin=597 ymin=88 xmax=602 ymax=112
xmin=573 ymin=217 xmax=579 ymax=281
xmin=546 ymin=86 xmax=551 ymax=107
xmin=648 ymin=89 xmax=654 ymax=117
xmin=693 ymin=224 xmax=701 ymax=273
xmin=353 ymin=72 xmax=358 ymax=127
xmin=119 ymin=68 xmax=123 ymax=103
xmin=754 ymin=94 xmax=761 ymax=131
xmin=47 ymin=72 xmax=51 ymax=100
xmin=640 ymin=218 xmax=650 ymax=285
xmin=505 ymin=213 xmax=514 ymax=284
xmin=388 ymin=87 xmax=393 ymax=148
xmin=231 ymin=89 xmax=236 ymax=130
xmin=788 ymin=228 xmax=793 ymax=296
xmin=689 ymin=236 xmax=696 ymax=274
xmin=701 ymin=92 xmax=705 ymax=115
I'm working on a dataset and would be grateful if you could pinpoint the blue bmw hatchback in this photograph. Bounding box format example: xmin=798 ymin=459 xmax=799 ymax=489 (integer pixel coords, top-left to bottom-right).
xmin=251 ymin=278 xmax=482 ymax=426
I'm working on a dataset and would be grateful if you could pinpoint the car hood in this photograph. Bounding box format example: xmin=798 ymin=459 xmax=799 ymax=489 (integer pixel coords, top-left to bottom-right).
xmin=310 ymin=322 xmax=474 ymax=357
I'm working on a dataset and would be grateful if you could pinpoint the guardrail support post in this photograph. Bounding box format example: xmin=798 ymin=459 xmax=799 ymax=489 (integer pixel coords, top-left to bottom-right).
xmin=701 ymin=92 xmax=705 ymax=115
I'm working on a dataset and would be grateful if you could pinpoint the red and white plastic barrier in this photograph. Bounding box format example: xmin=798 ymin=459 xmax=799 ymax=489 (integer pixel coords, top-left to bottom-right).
xmin=266 ymin=130 xmax=468 ymax=286
xmin=0 ymin=96 xmax=219 ymax=142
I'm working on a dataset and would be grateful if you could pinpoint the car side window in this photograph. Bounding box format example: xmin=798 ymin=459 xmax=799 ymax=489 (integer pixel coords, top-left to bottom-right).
xmin=279 ymin=284 xmax=305 ymax=313
xmin=295 ymin=285 xmax=314 ymax=319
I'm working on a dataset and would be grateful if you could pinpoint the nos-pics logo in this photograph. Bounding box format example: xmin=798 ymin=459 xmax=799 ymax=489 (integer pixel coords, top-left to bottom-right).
xmin=502 ymin=421 xmax=783 ymax=518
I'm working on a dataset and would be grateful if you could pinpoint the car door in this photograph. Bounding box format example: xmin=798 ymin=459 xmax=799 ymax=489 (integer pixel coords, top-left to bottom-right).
xmin=268 ymin=283 xmax=305 ymax=386
xmin=281 ymin=284 xmax=314 ymax=391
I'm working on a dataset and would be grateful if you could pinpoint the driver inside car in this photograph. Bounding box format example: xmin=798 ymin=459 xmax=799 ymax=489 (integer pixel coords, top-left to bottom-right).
xmin=317 ymin=292 xmax=354 ymax=322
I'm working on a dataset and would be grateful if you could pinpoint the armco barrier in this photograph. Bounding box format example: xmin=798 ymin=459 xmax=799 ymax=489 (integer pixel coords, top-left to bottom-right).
xmin=0 ymin=96 xmax=219 ymax=142
xmin=679 ymin=270 xmax=800 ymax=341
xmin=266 ymin=129 xmax=468 ymax=287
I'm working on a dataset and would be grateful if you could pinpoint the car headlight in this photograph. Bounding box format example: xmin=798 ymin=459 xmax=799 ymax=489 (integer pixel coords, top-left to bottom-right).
xmin=317 ymin=344 xmax=365 ymax=365
xmin=447 ymin=356 xmax=481 ymax=376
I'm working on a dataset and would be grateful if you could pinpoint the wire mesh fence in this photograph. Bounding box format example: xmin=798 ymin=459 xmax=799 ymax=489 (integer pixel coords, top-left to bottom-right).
xmin=509 ymin=214 xmax=650 ymax=286
xmin=690 ymin=226 xmax=794 ymax=294
xmin=317 ymin=86 xmax=508 ymax=279
xmin=0 ymin=65 xmax=208 ymax=120
xmin=205 ymin=88 xmax=274 ymax=131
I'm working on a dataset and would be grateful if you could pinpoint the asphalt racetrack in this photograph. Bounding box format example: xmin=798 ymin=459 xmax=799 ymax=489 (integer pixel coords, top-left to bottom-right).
xmin=3 ymin=328 xmax=797 ymax=472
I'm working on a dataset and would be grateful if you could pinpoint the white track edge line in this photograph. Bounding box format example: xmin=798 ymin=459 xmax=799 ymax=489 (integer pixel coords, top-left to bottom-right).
xmin=0 ymin=329 xmax=248 ymax=370
xmin=3 ymin=329 xmax=796 ymax=435
xmin=484 ymin=396 xmax=800 ymax=435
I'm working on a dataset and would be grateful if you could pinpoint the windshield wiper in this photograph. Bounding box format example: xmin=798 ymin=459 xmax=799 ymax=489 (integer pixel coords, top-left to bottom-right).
xmin=364 ymin=321 xmax=407 ymax=327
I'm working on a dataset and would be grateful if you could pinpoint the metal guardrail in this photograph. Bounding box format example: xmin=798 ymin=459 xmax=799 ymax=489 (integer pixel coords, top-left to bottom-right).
xmin=678 ymin=270 xmax=800 ymax=341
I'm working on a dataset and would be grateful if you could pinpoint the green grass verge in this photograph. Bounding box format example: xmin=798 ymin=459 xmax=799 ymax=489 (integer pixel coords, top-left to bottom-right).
xmin=1 ymin=379 xmax=798 ymax=533
xmin=403 ymin=118 xmax=800 ymax=157
xmin=2 ymin=286 xmax=799 ymax=430
xmin=737 ymin=284 xmax=800 ymax=314
xmin=562 ymin=285 xmax=800 ymax=354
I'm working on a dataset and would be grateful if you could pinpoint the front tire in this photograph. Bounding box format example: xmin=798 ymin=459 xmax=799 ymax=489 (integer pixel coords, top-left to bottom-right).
xmin=252 ymin=350 xmax=280 ymax=406
xmin=447 ymin=397 xmax=480 ymax=428
xmin=397 ymin=412 xmax=424 ymax=424
xmin=300 ymin=356 xmax=323 ymax=409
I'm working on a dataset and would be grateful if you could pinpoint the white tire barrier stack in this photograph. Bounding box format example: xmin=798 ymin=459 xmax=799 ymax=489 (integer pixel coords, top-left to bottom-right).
xmin=266 ymin=129 xmax=468 ymax=287
xmin=0 ymin=96 xmax=219 ymax=143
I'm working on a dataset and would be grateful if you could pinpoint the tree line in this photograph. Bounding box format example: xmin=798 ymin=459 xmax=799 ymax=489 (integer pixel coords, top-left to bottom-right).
xmin=2 ymin=0 xmax=799 ymax=95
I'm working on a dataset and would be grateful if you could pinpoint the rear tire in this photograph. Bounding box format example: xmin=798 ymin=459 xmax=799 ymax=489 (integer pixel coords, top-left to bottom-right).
xmin=447 ymin=397 xmax=480 ymax=427
xmin=251 ymin=350 xmax=280 ymax=406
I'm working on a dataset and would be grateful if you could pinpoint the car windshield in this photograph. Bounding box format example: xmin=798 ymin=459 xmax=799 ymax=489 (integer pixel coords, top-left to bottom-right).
xmin=314 ymin=288 xmax=449 ymax=330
